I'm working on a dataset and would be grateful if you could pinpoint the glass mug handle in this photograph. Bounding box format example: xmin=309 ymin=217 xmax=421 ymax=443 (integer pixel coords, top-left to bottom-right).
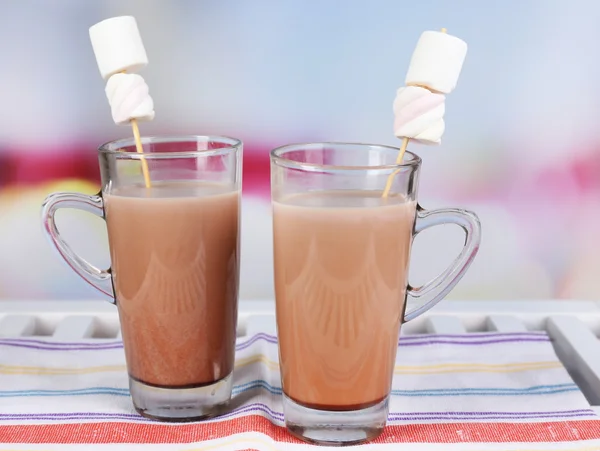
xmin=41 ymin=192 xmax=115 ymax=302
xmin=403 ymin=205 xmax=481 ymax=322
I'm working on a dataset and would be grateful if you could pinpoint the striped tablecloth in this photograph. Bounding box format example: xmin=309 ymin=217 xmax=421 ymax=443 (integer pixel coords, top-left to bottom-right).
xmin=0 ymin=331 xmax=599 ymax=450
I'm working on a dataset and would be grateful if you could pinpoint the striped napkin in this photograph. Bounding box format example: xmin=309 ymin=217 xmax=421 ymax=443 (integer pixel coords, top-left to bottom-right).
xmin=0 ymin=331 xmax=599 ymax=450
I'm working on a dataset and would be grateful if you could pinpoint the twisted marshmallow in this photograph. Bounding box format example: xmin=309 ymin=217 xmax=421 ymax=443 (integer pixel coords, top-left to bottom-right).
xmin=393 ymin=86 xmax=445 ymax=144
xmin=105 ymin=73 xmax=155 ymax=125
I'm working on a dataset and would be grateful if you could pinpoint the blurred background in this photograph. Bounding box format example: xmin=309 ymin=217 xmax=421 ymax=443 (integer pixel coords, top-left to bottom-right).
xmin=0 ymin=0 xmax=599 ymax=302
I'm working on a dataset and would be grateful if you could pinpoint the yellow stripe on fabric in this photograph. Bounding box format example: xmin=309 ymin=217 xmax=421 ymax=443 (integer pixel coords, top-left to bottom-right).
xmin=235 ymin=355 xmax=279 ymax=370
xmin=234 ymin=356 xmax=561 ymax=374
xmin=0 ymin=359 xmax=561 ymax=376
xmin=395 ymin=361 xmax=562 ymax=374
xmin=0 ymin=364 xmax=125 ymax=375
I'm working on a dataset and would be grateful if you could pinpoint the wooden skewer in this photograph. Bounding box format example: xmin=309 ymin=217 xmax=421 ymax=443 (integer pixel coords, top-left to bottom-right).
xmin=130 ymin=118 xmax=151 ymax=188
xmin=381 ymin=137 xmax=409 ymax=198
xmin=382 ymin=27 xmax=447 ymax=198
xmin=121 ymin=70 xmax=151 ymax=189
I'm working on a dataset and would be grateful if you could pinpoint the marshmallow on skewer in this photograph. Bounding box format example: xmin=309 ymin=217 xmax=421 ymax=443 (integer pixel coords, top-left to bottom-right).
xmin=89 ymin=16 xmax=155 ymax=126
xmin=105 ymin=73 xmax=155 ymax=125
xmin=393 ymin=86 xmax=445 ymax=144
xmin=393 ymin=29 xmax=467 ymax=144
xmin=405 ymin=30 xmax=467 ymax=94
xmin=384 ymin=28 xmax=467 ymax=197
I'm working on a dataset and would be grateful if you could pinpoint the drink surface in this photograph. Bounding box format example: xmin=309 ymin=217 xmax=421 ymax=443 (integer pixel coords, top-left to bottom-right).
xmin=273 ymin=190 xmax=416 ymax=410
xmin=105 ymin=181 xmax=240 ymax=387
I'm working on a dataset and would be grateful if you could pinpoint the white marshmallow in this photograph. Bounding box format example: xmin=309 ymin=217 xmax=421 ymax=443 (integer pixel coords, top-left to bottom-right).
xmin=89 ymin=16 xmax=148 ymax=80
xmin=105 ymin=73 xmax=155 ymax=125
xmin=405 ymin=31 xmax=467 ymax=94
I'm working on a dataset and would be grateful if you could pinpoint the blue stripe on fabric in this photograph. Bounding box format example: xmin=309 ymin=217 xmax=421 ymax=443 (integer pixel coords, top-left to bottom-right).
xmin=0 ymin=382 xmax=578 ymax=398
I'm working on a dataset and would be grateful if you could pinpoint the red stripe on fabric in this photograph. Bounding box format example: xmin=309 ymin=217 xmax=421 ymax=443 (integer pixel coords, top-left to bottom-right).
xmin=1 ymin=416 xmax=600 ymax=444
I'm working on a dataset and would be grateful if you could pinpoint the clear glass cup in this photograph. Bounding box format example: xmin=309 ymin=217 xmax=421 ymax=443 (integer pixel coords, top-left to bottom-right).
xmin=41 ymin=135 xmax=242 ymax=421
xmin=270 ymin=142 xmax=481 ymax=445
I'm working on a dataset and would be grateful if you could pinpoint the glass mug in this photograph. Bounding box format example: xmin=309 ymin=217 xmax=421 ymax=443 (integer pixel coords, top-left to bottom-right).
xmin=270 ymin=143 xmax=481 ymax=445
xmin=41 ymin=135 xmax=242 ymax=421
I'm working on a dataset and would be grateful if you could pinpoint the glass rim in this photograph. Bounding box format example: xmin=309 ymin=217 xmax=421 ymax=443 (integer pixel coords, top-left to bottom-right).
xmin=270 ymin=142 xmax=422 ymax=171
xmin=97 ymin=135 xmax=242 ymax=159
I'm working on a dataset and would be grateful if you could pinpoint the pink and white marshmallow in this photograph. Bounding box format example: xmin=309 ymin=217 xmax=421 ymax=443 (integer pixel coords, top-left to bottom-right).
xmin=393 ymin=86 xmax=445 ymax=144
xmin=105 ymin=73 xmax=155 ymax=125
